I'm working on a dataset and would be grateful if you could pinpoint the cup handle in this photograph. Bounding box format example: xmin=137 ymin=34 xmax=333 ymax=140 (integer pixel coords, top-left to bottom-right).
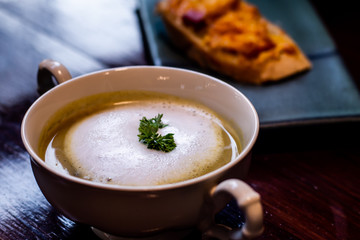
xmin=37 ymin=59 xmax=72 ymax=95
xmin=205 ymin=179 xmax=264 ymax=239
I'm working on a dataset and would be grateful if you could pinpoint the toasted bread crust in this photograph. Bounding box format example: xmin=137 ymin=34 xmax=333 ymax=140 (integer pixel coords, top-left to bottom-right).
xmin=157 ymin=0 xmax=311 ymax=84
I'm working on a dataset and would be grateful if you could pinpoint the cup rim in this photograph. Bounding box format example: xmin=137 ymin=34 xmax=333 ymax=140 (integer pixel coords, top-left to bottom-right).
xmin=21 ymin=65 xmax=259 ymax=192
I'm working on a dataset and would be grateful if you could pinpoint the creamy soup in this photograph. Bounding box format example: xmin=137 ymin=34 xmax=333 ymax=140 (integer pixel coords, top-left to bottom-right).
xmin=39 ymin=91 xmax=241 ymax=186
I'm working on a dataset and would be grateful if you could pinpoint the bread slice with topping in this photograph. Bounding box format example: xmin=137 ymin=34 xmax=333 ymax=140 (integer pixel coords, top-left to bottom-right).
xmin=157 ymin=0 xmax=312 ymax=84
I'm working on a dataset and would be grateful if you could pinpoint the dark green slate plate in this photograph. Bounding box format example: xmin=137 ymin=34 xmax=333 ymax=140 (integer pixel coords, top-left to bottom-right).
xmin=138 ymin=0 xmax=360 ymax=128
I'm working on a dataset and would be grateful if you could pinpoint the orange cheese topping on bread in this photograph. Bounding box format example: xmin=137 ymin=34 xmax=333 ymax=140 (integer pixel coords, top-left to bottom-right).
xmin=157 ymin=0 xmax=311 ymax=84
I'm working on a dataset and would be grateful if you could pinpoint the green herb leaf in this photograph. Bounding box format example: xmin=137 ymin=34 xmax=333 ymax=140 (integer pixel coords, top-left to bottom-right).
xmin=138 ymin=114 xmax=176 ymax=152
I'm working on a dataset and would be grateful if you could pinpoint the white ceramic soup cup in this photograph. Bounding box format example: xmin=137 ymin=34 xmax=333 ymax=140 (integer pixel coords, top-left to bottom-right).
xmin=21 ymin=59 xmax=263 ymax=239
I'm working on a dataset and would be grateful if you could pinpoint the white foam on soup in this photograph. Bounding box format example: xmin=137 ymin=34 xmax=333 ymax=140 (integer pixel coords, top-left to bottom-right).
xmin=45 ymin=100 xmax=239 ymax=186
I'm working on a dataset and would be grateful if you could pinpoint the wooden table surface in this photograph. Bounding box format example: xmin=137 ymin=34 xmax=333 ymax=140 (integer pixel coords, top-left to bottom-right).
xmin=1 ymin=0 xmax=359 ymax=239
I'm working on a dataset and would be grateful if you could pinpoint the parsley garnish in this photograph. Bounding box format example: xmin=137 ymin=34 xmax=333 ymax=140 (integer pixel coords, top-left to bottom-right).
xmin=138 ymin=114 xmax=176 ymax=152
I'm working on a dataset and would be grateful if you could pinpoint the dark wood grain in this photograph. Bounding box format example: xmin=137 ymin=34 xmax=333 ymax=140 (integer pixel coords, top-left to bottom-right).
xmin=250 ymin=147 xmax=360 ymax=239
xmin=0 ymin=0 xmax=359 ymax=239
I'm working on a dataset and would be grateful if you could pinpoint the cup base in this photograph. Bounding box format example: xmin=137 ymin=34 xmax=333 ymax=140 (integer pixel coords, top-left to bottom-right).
xmin=91 ymin=227 xmax=195 ymax=240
